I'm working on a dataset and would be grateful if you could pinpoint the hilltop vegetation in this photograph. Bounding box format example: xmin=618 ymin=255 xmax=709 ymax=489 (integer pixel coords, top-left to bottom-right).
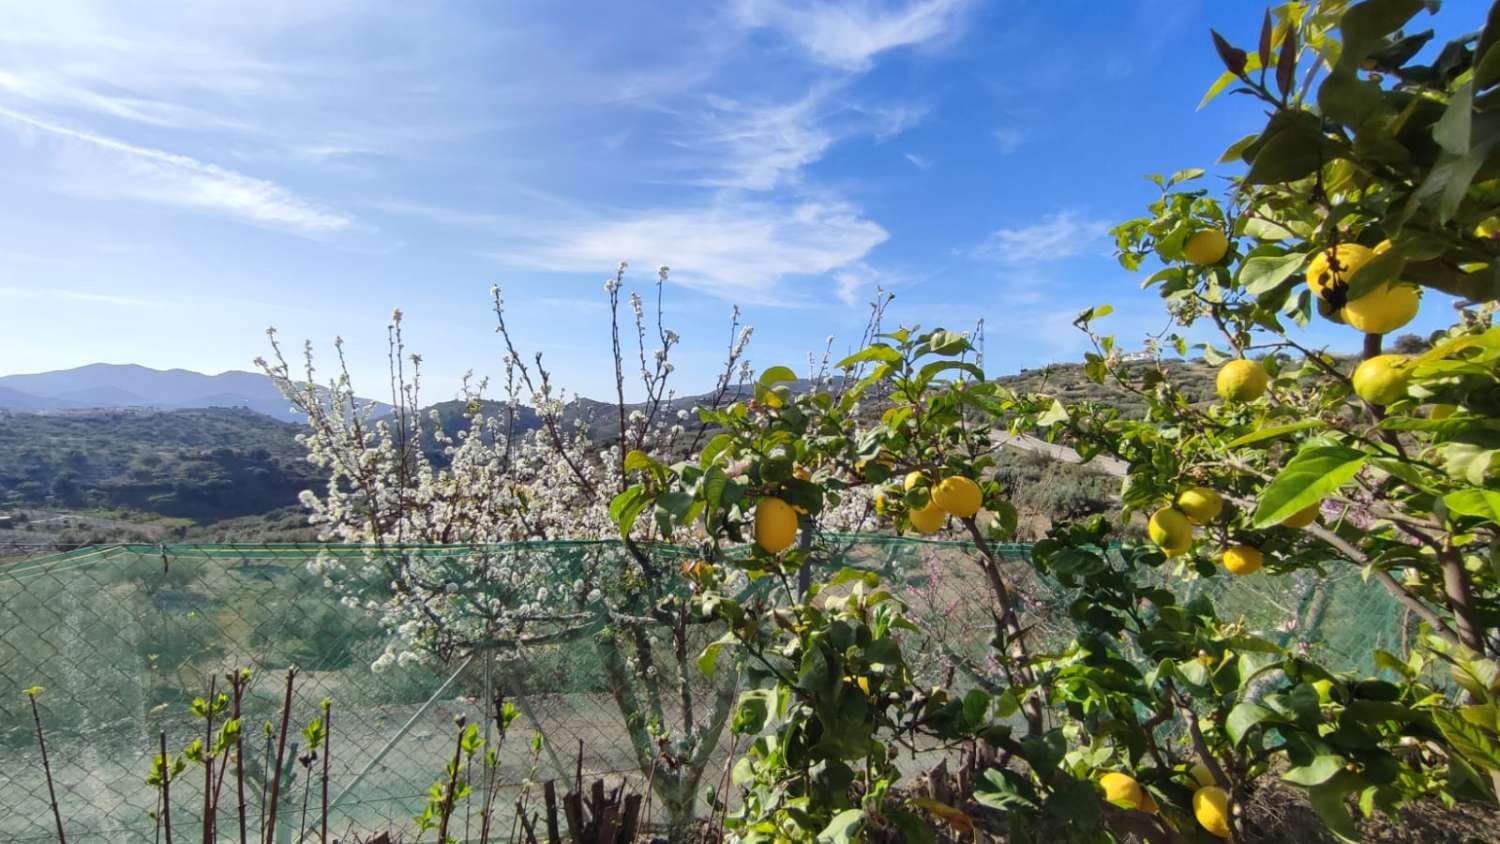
xmin=4 ymin=342 xmax=1425 ymax=545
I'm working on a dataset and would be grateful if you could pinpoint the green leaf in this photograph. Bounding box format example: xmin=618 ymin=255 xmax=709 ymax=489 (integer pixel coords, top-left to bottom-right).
xmin=835 ymin=344 xmax=901 ymax=369
xmin=1036 ymin=400 xmax=1070 ymax=427
xmin=1444 ymin=489 xmax=1500 ymax=525
xmin=1434 ymin=708 xmax=1500 ymax=771
xmin=1226 ymin=701 xmax=1278 ymax=746
xmin=1336 ymin=0 xmax=1425 ymax=71
xmin=1252 ymin=444 xmax=1368 ymax=528
xmin=607 ymin=486 xmax=649 ymax=537
xmin=1284 ymin=754 xmax=1348 ymax=786
xmin=758 ymin=365 xmax=798 ymax=387
xmin=731 ymin=690 xmax=772 ymax=736
xmin=1307 ymin=772 xmax=1364 ymax=843
xmin=623 ymin=450 xmax=659 ymax=474
xmin=817 ymin=809 xmax=864 ymax=843
xmin=698 ymin=633 xmax=736 ymax=679
xmin=1226 ymin=419 xmax=1324 ymax=448
xmin=1245 ymin=111 xmax=1326 ymax=185
xmin=1238 ymin=252 xmax=1307 ymax=295
xmin=1434 ymin=82 xmax=1474 ymax=156
xmin=919 ymin=360 xmax=983 ymax=385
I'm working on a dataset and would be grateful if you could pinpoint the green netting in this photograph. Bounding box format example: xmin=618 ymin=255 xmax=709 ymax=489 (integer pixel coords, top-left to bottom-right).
xmin=0 ymin=538 xmax=1408 ymax=843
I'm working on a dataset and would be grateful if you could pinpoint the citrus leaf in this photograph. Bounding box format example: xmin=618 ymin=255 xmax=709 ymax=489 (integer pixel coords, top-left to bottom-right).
xmin=835 ymin=344 xmax=901 ymax=369
xmin=1284 ymin=754 xmax=1347 ymax=786
xmin=1307 ymin=772 xmax=1363 ymax=843
xmin=1444 ymin=489 xmax=1500 ymax=525
xmin=1252 ymin=444 xmax=1367 ymax=528
xmin=1238 ymin=252 xmax=1308 ymax=295
xmin=1227 ymin=701 xmax=1278 ymax=746
xmin=1434 ymin=708 xmax=1500 ymax=771
xmin=1226 ymin=419 xmax=1324 ymax=448
xmin=758 ymin=365 xmax=797 ymax=387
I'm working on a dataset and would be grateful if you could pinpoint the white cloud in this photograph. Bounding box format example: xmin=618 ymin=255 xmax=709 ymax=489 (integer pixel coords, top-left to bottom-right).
xmin=493 ymin=199 xmax=887 ymax=305
xmin=0 ymin=286 xmax=164 ymax=308
xmin=692 ymin=89 xmax=838 ymax=191
xmin=975 ymin=211 xmax=1109 ymax=265
xmin=0 ymin=107 xmax=351 ymax=235
xmin=733 ymin=0 xmax=969 ymax=71
xmin=993 ymin=127 xmax=1024 ymax=154
xmin=903 ymin=152 xmax=932 ymax=169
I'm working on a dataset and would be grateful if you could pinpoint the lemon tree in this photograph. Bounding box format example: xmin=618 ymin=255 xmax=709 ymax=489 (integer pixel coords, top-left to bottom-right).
xmin=609 ymin=1 xmax=1500 ymax=841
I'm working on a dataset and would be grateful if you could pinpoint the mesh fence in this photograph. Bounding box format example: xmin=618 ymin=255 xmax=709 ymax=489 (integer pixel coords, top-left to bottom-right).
xmin=0 ymin=538 xmax=1409 ymax=843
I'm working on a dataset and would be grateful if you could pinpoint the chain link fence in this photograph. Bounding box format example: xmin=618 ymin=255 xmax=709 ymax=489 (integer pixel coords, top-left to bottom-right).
xmin=0 ymin=538 xmax=1407 ymax=842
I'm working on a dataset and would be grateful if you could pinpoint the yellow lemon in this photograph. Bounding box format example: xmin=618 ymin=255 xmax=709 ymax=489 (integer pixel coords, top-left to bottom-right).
xmin=904 ymin=471 xmax=927 ymax=491
xmin=1281 ymin=502 xmax=1321 ymax=529
xmin=1140 ymin=792 xmax=1160 ymax=814
xmin=1352 ymin=354 xmax=1411 ymax=405
xmin=1306 ymin=243 xmax=1374 ymax=300
xmin=1193 ymin=786 xmax=1232 ymax=839
xmin=873 ymin=491 xmax=888 ymax=515
xmin=909 ymin=501 xmax=946 ymax=533
xmin=1222 ymin=545 xmax=1264 ymax=576
xmin=1100 ymin=772 xmax=1145 ymax=810
xmin=754 ymin=497 xmax=798 ymax=554
xmin=1148 ymin=507 xmax=1193 ymax=556
xmin=933 ymin=475 xmax=982 ymax=518
xmin=1188 ymin=762 xmax=1215 ymax=789
xmin=1216 ymin=359 xmax=1267 ymax=402
xmin=1184 ymin=229 xmax=1229 ymax=265
xmin=1176 ymin=487 xmax=1223 ymax=525
xmin=1343 ymin=283 xmax=1419 ymax=334
xmin=1475 ymin=216 xmax=1500 ymax=239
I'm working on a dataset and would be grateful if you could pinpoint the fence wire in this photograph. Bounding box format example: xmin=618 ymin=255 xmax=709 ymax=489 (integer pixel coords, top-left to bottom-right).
xmin=0 ymin=538 xmax=1406 ymax=843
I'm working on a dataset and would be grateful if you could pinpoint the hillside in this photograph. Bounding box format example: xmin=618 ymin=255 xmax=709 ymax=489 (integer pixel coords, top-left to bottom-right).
xmin=0 ymin=407 xmax=319 ymax=521
xmin=0 ymin=356 xmax=1250 ymax=544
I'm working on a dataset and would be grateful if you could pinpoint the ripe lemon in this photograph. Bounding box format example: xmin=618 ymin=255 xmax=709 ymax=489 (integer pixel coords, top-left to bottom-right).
xmin=1193 ymin=786 xmax=1232 ymax=839
xmin=1184 ymin=229 xmax=1229 ymax=265
xmin=1281 ymin=502 xmax=1321 ymax=529
xmin=1100 ymin=772 xmax=1145 ymax=810
xmin=909 ymin=501 xmax=946 ymax=533
xmin=1352 ymin=354 xmax=1410 ymax=405
xmin=873 ymin=491 xmax=888 ymax=515
xmin=1176 ymin=487 xmax=1223 ymax=525
xmin=1216 ymin=359 xmax=1267 ymax=402
xmin=754 ymin=497 xmax=798 ymax=554
xmin=1188 ymin=762 xmax=1215 ymax=789
xmin=1343 ymin=283 xmax=1419 ymax=334
xmin=1148 ymin=507 xmax=1193 ymax=556
xmin=1476 ymin=216 xmax=1500 ymax=239
xmin=1306 ymin=243 xmax=1373 ymax=300
xmin=933 ymin=475 xmax=982 ymax=518
xmin=1222 ymin=545 xmax=1263 ymax=575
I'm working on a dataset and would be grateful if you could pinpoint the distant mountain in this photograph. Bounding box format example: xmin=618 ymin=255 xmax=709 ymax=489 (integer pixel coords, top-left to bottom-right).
xmin=0 ymin=363 xmax=388 ymax=423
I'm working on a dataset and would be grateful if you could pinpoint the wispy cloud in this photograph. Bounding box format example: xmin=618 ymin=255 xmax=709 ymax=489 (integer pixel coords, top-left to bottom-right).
xmin=903 ymin=152 xmax=932 ymax=169
xmin=975 ymin=211 xmax=1109 ymax=265
xmin=993 ymin=127 xmax=1025 ymax=154
xmin=493 ymin=198 xmax=887 ymax=305
xmin=691 ymin=89 xmax=839 ymax=191
xmin=0 ymin=106 xmax=351 ymax=235
xmin=0 ymin=286 xmax=164 ymax=308
xmin=733 ymin=0 xmax=970 ymax=71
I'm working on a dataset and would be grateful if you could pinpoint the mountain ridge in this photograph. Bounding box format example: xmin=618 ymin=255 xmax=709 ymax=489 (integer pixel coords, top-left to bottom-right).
xmin=0 ymin=363 xmax=389 ymax=423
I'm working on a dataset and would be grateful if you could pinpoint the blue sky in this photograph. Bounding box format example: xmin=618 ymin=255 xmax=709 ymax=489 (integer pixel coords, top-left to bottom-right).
xmin=0 ymin=0 xmax=1483 ymax=401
